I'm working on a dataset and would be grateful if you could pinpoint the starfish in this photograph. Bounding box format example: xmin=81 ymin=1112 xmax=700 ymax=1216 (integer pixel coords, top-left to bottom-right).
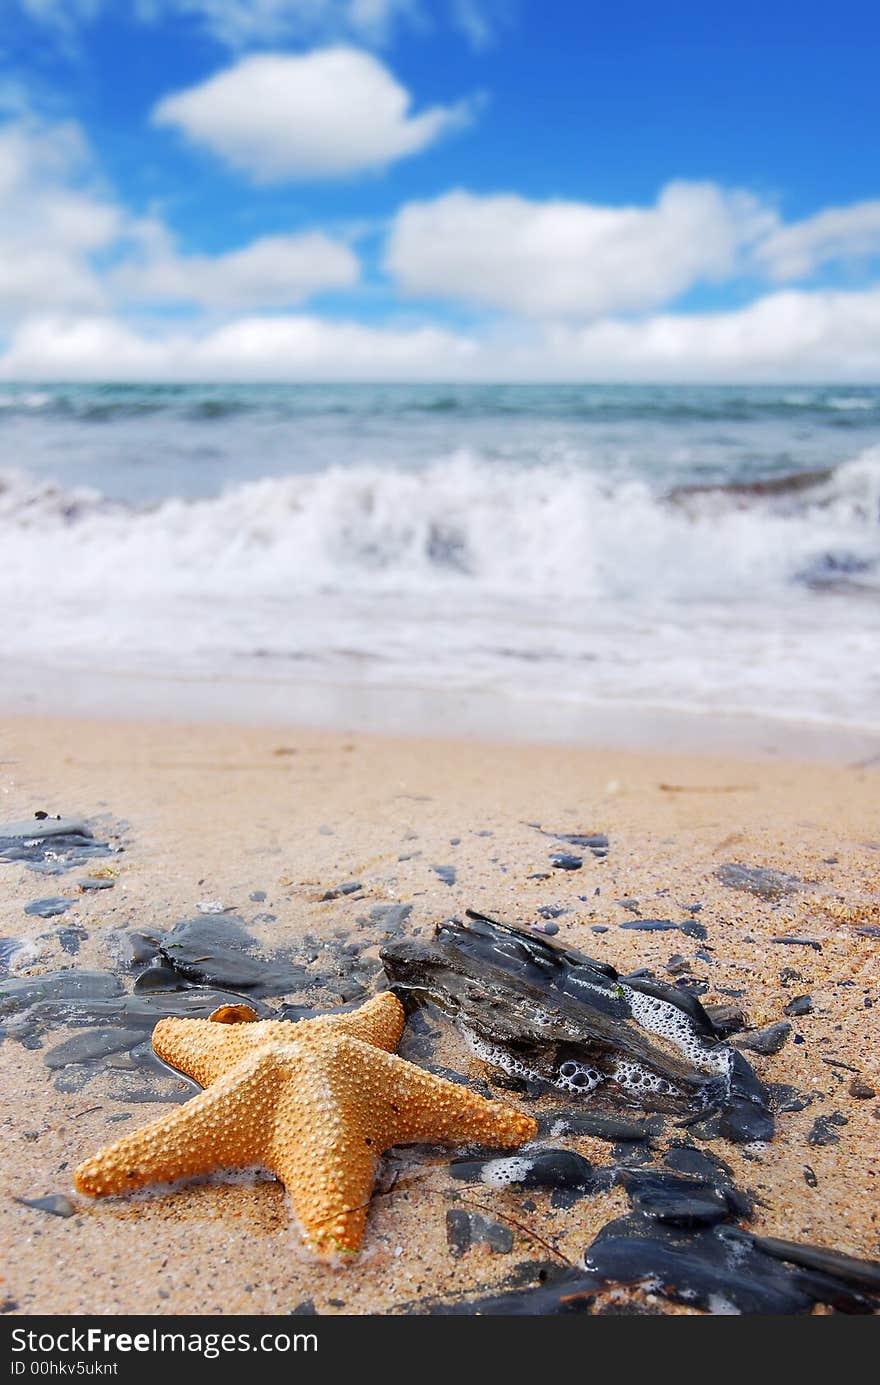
xmin=74 ymin=992 xmax=537 ymax=1255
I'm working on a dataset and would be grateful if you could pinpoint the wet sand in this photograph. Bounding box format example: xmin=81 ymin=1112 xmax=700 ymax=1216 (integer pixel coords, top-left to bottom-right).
xmin=1 ymin=714 xmax=878 ymax=1315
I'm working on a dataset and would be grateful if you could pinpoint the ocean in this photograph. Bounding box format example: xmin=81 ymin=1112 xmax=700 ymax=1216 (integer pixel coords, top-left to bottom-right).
xmin=1 ymin=382 xmax=879 ymax=737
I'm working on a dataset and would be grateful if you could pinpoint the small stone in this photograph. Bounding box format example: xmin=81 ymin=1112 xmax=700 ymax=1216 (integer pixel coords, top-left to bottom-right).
xmin=807 ymin=1113 xmax=848 ymax=1146
xmin=783 ymin=994 xmax=813 ymax=1016
xmin=15 ymin=1194 xmax=76 ymax=1218
xmin=446 ymin=1209 xmax=513 ymax=1257
xmin=771 ymin=936 xmax=822 ymax=952
xmin=320 ymin=882 xmax=363 ymax=902
xmin=24 ymin=897 xmax=74 ymax=919
xmin=716 ymin=863 xmax=801 ymax=900
xmin=738 ymin=1021 xmax=792 ymax=1056
xmin=848 ymin=1077 xmax=875 ymax=1099
xmin=550 ymin=854 xmax=583 ymax=871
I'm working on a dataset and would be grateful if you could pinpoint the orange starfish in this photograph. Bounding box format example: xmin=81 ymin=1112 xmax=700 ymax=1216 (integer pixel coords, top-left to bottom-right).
xmin=74 ymin=992 xmax=536 ymax=1254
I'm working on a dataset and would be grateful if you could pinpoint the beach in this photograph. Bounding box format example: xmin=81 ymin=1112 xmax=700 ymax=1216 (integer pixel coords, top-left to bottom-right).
xmin=2 ymin=712 xmax=878 ymax=1315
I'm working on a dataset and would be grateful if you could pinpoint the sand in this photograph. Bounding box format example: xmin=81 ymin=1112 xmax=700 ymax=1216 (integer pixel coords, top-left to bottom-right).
xmin=0 ymin=713 xmax=878 ymax=1315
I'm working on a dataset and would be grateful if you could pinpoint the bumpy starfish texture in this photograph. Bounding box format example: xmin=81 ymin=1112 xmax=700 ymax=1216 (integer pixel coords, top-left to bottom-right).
xmin=74 ymin=992 xmax=537 ymax=1254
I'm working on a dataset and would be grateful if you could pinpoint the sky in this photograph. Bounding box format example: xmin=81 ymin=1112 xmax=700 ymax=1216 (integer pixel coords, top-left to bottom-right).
xmin=1 ymin=0 xmax=879 ymax=381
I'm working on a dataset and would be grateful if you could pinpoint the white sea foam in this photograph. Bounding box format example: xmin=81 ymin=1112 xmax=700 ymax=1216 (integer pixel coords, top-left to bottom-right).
xmin=1 ymin=444 xmax=878 ymax=729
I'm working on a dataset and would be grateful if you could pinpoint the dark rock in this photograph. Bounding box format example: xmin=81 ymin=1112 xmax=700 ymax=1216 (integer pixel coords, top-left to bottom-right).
xmin=848 ymin=1077 xmax=876 ymax=1099
xmin=0 ymin=817 xmax=114 ymax=875
xmin=449 ymin=1147 xmax=595 ymax=1196
xmin=702 ymin=1002 xmax=747 ymax=1037
xmin=738 ymin=1021 xmax=792 ymax=1055
xmin=409 ymin=1261 xmax=590 ymax=1315
xmin=432 ymin=866 xmax=456 ymax=886
xmin=716 ymin=864 xmax=802 ymax=900
xmin=0 ymin=938 xmax=22 ymax=974
xmin=620 ymin=918 xmax=707 ymax=940
xmin=784 ymin=995 xmax=813 ymax=1016
xmin=446 ymin=1209 xmax=514 ymax=1257
xmin=772 ymin=936 xmax=822 ymax=952
xmin=368 ymin=904 xmax=412 ymax=934
xmin=619 ymin=1168 xmax=751 ymax=1228
xmin=724 ymin=1229 xmax=880 ymax=1295
xmin=581 ymin=1214 xmax=880 ymax=1314
xmin=768 ymin=1083 xmax=814 ymax=1113
xmin=319 ymin=882 xmax=363 ymax=901
xmin=43 ymin=1028 xmax=146 ymax=1068
xmin=590 ymin=925 xmax=609 ymax=934
xmin=134 ymin=964 xmax=192 ymax=993
xmin=666 ymin=954 xmax=691 ymax=976
xmin=382 ymin=909 xmax=772 ymax=1140
xmin=854 ymin=924 xmax=880 ymax=938
xmin=803 ymin=1164 xmax=818 ymax=1188
xmin=537 ymin=1109 xmax=661 ymax=1142
xmin=158 ymin=917 xmax=309 ymax=996
xmin=0 ymin=971 xmax=123 ymax=1019
xmin=24 ymin=897 xmax=74 ymax=919
xmin=249 ymin=891 xmax=267 ymax=902
xmin=808 ymin=1113 xmax=849 ymax=1146
xmin=675 ymin=977 xmax=709 ymax=996
xmin=550 ymin=854 xmax=583 ymax=871
xmin=57 ymin=927 xmax=84 ymax=956
xmin=78 ymin=878 xmax=114 ymax=892
xmin=15 ymin=1194 xmax=76 ymax=1218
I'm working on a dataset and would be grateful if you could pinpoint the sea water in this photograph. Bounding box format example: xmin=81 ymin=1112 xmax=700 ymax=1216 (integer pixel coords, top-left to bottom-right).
xmin=1 ymin=382 xmax=878 ymax=736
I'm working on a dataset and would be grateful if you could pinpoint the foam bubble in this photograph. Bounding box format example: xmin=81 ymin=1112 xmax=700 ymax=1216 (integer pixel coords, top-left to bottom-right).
xmin=479 ymin=1156 xmax=534 ymax=1188
xmin=625 ymin=987 xmax=731 ymax=1079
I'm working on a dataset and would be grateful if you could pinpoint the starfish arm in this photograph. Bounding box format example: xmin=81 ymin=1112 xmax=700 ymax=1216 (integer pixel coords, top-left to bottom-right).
xmin=352 ymin=1042 xmax=538 ymax=1148
xmin=74 ymin=1050 xmax=278 ymax=1197
xmin=268 ymin=1115 xmax=376 ymax=1257
xmin=324 ymin=991 xmax=405 ymax=1052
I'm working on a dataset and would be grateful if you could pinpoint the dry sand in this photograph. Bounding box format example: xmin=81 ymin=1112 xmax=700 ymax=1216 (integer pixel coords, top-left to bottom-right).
xmin=0 ymin=714 xmax=878 ymax=1315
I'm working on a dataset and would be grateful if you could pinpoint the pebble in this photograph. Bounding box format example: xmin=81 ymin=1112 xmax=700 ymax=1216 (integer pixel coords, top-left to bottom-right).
xmin=15 ymin=1194 xmax=77 ymax=1219
xmin=24 ymin=898 xmax=74 ymax=919
xmin=715 ymin=863 xmax=802 ymax=900
xmin=550 ymin=853 xmax=583 ymax=871
xmin=446 ymin=1209 xmax=513 ymax=1258
xmin=848 ymin=1077 xmax=876 ymax=1099
xmin=320 ymin=882 xmax=363 ymax=901
xmin=807 ymin=1113 xmax=849 ymax=1146
xmin=620 ymin=918 xmax=707 ymax=940
xmin=737 ymin=1021 xmax=792 ymax=1055
xmin=783 ymin=994 xmax=813 ymax=1017
xmin=43 ymin=1028 xmax=147 ymax=1068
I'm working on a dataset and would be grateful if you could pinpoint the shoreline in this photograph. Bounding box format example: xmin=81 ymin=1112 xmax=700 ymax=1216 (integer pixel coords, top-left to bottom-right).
xmin=1 ymin=714 xmax=878 ymax=1314
xmin=2 ymin=660 xmax=880 ymax=764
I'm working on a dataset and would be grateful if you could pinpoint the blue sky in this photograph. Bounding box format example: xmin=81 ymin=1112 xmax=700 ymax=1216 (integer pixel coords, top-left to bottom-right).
xmin=1 ymin=0 xmax=879 ymax=379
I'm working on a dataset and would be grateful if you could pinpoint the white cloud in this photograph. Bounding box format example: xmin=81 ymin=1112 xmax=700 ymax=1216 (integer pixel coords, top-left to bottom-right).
xmin=0 ymin=313 xmax=477 ymax=381
xmin=3 ymin=285 xmax=880 ymax=383
xmin=756 ymin=200 xmax=880 ymax=281
xmin=533 ymin=286 xmax=880 ymax=380
xmin=386 ymin=182 xmax=774 ymax=318
xmin=152 ymin=49 xmax=474 ymax=182
xmin=0 ymin=115 xmax=121 ymax=322
xmin=113 ymin=230 xmax=359 ymax=308
xmin=18 ymin=0 xmax=499 ymax=48
xmin=0 ymin=108 xmax=360 ymax=321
